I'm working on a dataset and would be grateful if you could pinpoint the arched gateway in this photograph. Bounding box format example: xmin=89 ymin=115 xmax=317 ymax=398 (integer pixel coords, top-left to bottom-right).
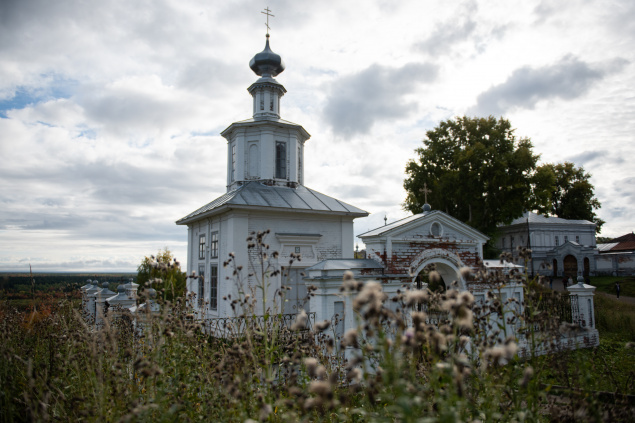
xmin=356 ymin=204 xmax=489 ymax=291
xmin=410 ymin=248 xmax=467 ymax=291
xmin=305 ymin=204 xmax=489 ymax=340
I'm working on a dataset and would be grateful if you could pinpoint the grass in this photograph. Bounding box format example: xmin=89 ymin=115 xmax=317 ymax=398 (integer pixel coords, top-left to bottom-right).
xmin=589 ymin=275 xmax=635 ymax=297
xmin=594 ymin=293 xmax=635 ymax=341
xmin=2 ymin=239 xmax=635 ymax=422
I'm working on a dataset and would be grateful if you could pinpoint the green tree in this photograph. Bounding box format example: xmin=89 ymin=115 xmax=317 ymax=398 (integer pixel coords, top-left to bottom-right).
xmin=137 ymin=248 xmax=187 ymax=301
xmin=404 ymin=116 xmax=539 ymax=238
xmin=531 ymin=162 xmax=604 ymax=233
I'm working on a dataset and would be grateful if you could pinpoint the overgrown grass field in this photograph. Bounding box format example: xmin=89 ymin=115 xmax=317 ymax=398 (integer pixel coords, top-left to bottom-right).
xmin=1 ymin=241 xmax=634 ymax=422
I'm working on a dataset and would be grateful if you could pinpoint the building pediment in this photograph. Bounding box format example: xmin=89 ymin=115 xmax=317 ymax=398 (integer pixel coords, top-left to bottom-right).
xmin=551 ymin=241 xmax=596 ymax=255
xmin=358 ymin=210 xmax=489 ymax=244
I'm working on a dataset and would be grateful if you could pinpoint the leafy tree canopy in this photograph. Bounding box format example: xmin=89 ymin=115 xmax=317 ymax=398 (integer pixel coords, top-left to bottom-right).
xmin=404 ymin=116 xmax=538 ymax=238
xmin=137 ymin=248 xmax=186 ymax=301
xmin=404 ymin=116 xmax=604 ymax=243
xmin=531 ymin=162 xmax=604 ymax=232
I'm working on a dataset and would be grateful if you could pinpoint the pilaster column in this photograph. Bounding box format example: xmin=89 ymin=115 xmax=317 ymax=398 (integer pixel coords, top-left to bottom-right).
xmin=567 ymin=276 xmax=597 ymax=329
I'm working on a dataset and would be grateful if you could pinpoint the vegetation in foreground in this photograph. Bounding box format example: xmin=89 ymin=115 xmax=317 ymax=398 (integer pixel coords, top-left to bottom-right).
xmin=1 ymin=238 xmax=634 ymax=422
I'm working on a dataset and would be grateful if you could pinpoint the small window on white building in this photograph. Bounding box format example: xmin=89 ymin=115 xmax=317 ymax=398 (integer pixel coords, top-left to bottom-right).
xmin=298 ymin=146 xmax=302 ymax=184
xmin=210 ymin=264 xmax=218 ymax=311
xmin=199 ymin=234 xmax=206 ymax=260
xmin=231 ymin=144 xmax=236 ymax=182
xmin=555 ymin=236 xmax=559 ymax=246
xmin=198 ymin=264 xmax=205 ymax=307
xmin=576 ymin=235 xmax=580 ymax=244
xmin=211 ymin=232 xmax=218 ymax=258
xmin=430 ymin=222 xmax=442 ymax=236
xmin=564 ymin=235 xmax=569 ymax=243
xmin=511 ymin=236 xmax=515 ymax=250
xmin=275 ymin=141 xmax=286 ymax=179
xmin=502 ymin=237 xmax=506 ymax=248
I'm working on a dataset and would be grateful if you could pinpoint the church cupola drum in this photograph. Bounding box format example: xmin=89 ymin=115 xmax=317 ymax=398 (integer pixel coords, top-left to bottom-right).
xmin=221 ymin=33 xmax=310 ymax=191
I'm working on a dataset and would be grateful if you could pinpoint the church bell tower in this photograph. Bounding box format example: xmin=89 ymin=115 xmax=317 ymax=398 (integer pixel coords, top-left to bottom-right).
xmin=221 ymin=33 xmax=310 ymax=192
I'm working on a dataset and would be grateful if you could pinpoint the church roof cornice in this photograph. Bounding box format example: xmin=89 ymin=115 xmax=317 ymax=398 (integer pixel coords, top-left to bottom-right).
xmin=220 ymin=118 xmax=310 ymax=140
xmin=247 ymin=77 xmax=287 ymax=94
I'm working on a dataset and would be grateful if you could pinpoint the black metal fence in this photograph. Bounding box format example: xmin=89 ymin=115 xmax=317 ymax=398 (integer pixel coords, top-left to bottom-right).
xmin=200 ymin=312 xmax=316 ymax=338
xmin=525 ymin=292 xmax=574 ymax=324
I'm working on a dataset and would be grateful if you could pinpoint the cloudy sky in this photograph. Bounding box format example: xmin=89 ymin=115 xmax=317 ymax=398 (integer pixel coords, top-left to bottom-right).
xmin=1 ymin=0 xmax=633 ymax=272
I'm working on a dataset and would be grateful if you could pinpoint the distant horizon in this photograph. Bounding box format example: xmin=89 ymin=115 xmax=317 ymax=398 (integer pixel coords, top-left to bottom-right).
xmin=0 ymin=271 xmax=138 ymax=275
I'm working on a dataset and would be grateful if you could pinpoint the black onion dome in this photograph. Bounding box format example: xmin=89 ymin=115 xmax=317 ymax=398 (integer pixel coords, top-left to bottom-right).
xmin=249 ymin=35 xmax=285 ymax=77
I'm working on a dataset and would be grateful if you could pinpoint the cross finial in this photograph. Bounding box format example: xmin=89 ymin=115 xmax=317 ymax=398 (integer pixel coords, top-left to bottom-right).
xmin=261 ymin=7 xmax=275 ymax=36
xmin=420 ymin=183 xmax=431 ymax=204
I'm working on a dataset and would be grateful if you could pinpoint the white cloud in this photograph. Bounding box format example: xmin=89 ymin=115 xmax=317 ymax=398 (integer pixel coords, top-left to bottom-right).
xmin=322 ymin=63 xmax=438 ymax=137
xmin=469 ymin=56 xmax=628 ymax=116
xmin=0 ymin=0 xmax=634 ymax=270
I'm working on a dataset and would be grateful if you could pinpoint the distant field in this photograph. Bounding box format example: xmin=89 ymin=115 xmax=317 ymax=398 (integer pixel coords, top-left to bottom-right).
xmin=0 ymin=272 xmax=137 ymax=293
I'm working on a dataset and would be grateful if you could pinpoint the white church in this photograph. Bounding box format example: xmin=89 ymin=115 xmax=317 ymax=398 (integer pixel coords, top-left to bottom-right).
xmin=176 ymin=33 xmax=367 ymax=318
xmin=176 ymin=32 xmax=598 ymax=349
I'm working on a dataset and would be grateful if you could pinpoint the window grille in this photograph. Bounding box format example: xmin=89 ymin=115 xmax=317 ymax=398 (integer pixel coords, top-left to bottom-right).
xmin=199 ymin=234 xmax=206 ymax=260
xmin=231 ymin=145 xmax=236 ymax=182
xmin=211 ymin=232 xmax=218 ymax=258
xmin=198 ymin=265 xmax=205 ymax=307
xmin=210 ymin=265 xmax=218 ymax=310
xmin=275 ymin=142 xmax=286 ymax=179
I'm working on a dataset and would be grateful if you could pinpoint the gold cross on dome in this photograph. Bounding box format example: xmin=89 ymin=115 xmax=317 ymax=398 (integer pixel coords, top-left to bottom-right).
xmin=261 ymin=7 xmax=275 ymax=35
xmin=420 ymin=183 xmax=431 ymax=204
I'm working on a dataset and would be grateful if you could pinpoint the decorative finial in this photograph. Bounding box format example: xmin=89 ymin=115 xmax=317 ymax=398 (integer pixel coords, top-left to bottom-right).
xmin=420 ymin=183 xmax=432 ymax=212
xmin=249 ymin=8 xmax=285 ymax=77
xmin=420 ymin=183 xmax=431 ymax=204
xmin=384 ymin=215 xmax=388 ymax=226
xmin=261 ymin=7 xmax=274 ymax=36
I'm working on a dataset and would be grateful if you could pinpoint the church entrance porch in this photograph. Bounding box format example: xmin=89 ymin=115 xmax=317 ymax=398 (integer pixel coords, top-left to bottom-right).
xmin=564 ymin=255 xmax=578 ymax=280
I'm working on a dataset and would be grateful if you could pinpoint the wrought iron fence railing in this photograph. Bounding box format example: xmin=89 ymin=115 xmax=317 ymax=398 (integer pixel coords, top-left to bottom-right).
xmin=525 ymin=292 xmax=573 ymax=325
xmin=198 ymin=312 xmax=316 ymax=338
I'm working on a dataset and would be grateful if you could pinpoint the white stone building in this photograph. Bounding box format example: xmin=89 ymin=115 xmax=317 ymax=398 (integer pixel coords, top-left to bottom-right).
xmin=496 ymin=212 xmax=598 ymax=278
xmin=596 ymin=233 xmax=635 ymax=275
xmin=176 ymin=34 xmax=367 ymax=319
